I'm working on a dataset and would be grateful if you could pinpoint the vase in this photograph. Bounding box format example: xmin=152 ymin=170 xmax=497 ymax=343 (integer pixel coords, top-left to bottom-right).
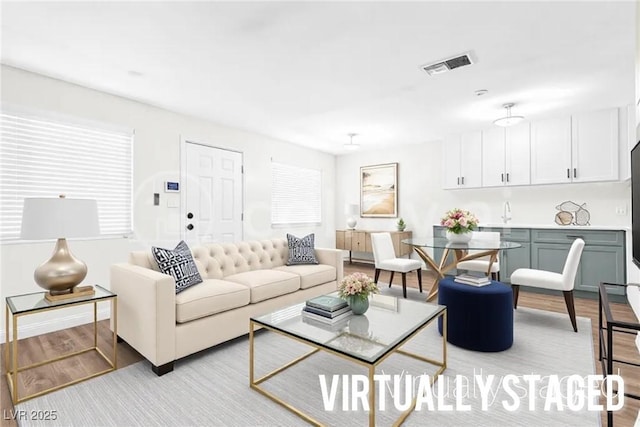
xmin=347 ymin=295 xmax=369 ymax=315
xmin=348 ymin=315 xmax=370 ymax=336
xmin=445 ymin=230 xmax=472 ymax=243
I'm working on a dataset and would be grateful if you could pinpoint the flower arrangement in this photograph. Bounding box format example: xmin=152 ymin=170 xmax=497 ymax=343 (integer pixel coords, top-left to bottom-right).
xmin=440 ymin=208 xmax=479 ymax=234
xmin=338 ymin=272 xmax=379 ymax=300
xmin=397 ymin=218 xmax=406 ymax=231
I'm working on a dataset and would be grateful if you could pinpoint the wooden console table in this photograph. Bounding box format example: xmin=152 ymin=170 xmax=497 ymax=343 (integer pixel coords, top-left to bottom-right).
xmin=336 ymin=230 xmax=412 ymax=263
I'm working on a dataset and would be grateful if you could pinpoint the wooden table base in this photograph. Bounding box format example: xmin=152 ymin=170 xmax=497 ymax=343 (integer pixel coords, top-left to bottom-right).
xmin=411 ymin=247 xmax=498 ymax=301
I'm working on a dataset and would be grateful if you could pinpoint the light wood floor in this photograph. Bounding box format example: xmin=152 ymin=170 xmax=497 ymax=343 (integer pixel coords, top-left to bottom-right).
xmin=1 ymin=263 xmax=638 ymax=426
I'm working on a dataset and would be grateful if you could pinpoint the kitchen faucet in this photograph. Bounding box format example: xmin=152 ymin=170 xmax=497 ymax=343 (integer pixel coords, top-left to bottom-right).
xmin=502 ymin=201 xmax=512 ymax=224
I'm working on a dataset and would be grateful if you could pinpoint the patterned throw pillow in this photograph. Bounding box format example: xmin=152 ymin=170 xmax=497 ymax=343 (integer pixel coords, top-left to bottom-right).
xmin=286 ymin=233 xmax=319 ymax=265
xmin=152 ymin=241 xmax=203 ymax=293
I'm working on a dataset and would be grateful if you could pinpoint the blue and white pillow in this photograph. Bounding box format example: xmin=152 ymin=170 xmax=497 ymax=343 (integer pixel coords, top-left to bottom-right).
xmin=152 ymin=241 xmax=203 ymax=293
xmin=286 ymin=233 xmax=319 ymax=265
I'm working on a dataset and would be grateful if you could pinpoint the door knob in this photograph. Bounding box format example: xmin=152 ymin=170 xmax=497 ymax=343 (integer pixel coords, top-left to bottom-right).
xmin=186 ymin=224 xmax=194 ymax=231
xmin=187 ymin=212 xmax=194 ymax=219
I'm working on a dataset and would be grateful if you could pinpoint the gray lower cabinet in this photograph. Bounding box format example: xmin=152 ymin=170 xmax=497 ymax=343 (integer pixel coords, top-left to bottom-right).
xmin=432 ymin=225 xmax=626 ymax=295
xmin=500 ymin=243 xmax=531 ymax=283
xmin=531 ymin=229 xmax=626 ymax=295
xmin=575 ymin=245 xmax=625 ymax=294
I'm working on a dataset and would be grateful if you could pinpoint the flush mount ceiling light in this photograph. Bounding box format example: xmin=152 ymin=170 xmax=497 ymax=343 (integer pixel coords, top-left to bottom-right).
xmin=493 ymin=103 xmax=525 ymax=127
xmin=344 ymin=133 xmax=360 ymax=151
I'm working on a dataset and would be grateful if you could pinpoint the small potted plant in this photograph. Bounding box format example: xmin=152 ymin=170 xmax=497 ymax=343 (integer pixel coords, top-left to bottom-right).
xmin=338 ymin=272 xmax=379 ymax=315
xmin=397 ymin=218 xmax=406 ymax=231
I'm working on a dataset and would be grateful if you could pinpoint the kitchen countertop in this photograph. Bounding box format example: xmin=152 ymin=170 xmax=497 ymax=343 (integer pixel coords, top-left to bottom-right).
xmin=435 ymin=223 xmax=630 ymax=231
xmin=482 ymin=223 xmax=629 ymax=231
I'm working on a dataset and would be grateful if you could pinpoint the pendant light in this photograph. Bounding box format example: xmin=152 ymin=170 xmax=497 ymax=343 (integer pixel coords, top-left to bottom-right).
xmin=493 ymin=103 xmax=524 ymax=127
xmin=344 ymin=133 xmax=360 ymax=150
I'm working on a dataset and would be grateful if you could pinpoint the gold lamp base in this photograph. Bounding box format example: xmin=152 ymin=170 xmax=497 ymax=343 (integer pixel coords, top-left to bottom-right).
xmin=44 ymin=285 xmax=95 ymax=302
xmin=34 ymin=238 xmax=88 ymax=296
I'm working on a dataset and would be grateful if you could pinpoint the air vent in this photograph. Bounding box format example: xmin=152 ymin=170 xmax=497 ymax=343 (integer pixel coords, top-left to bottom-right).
xmin=421 ymin=52 xmax=474 ymax=76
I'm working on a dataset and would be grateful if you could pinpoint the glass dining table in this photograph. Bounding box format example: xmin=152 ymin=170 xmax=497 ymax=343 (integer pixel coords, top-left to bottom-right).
xmin=402 ymin=237 xmax=522 ymax=302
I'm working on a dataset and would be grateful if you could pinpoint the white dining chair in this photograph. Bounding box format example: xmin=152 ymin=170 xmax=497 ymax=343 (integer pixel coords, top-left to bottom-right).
xmin=370 ymin=232 xmax=423 ymax=298
xmin=510 ymin=238 xmax=585 ymax=332
xmin=455 ymin=231 xmax=501 ymax=280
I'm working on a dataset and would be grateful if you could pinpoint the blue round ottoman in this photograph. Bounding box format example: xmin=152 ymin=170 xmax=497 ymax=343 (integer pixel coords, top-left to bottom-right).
xmin=437 ymin=277 xmax=513 ymax=352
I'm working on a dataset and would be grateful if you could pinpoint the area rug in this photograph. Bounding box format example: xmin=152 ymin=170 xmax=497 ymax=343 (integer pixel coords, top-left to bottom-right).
xmin=17 ymin=287 xmax=599 ymax=426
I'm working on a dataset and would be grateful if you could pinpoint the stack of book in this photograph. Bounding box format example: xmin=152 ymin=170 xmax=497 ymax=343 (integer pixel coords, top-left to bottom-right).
xmin=302 ymin=295 xmax=352 ymax=324
xmin=454 ymin=272 xmax=492 ymax=287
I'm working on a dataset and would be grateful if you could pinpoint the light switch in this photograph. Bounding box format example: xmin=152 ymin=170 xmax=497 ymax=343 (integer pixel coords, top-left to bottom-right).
xmin=167 ymin=198 xmax=180 ymax=208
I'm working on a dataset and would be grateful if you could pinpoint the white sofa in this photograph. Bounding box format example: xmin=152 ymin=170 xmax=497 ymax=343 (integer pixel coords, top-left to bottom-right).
xmin=111 ymin=238 xmax=343 ymax=375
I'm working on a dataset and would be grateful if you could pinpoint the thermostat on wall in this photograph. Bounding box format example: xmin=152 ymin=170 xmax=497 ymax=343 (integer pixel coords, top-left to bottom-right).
xmin=164 ymin=181 xmax=180 ymax=192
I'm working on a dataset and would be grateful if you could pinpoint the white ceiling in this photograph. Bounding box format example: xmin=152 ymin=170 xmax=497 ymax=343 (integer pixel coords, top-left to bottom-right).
xmin=1 ymin=1 xmax=636 ymax=154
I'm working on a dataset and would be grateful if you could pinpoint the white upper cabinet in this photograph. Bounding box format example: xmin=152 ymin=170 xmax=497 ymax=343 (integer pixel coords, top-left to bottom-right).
xmin=531 ymin=109 xmax=619 ymax=185
xmin=442 ymin=131 xmax=482 ymax=189
xmin=571 ymin=108 xmax=619 ymax=183
xmin=482 ymin=123 xmax=531 ymax=187
xmin=442 ymin=134 xmax=462 ymax=189
xmin=505 ymin=123 xmax=531 ymax=186
xmin=481 ymin=127 xmax=506 ymax=187
xmin=530 ymin=117 xmax=572 ymax=185
xmin=444 ymin=106 xmax=621 ymax=190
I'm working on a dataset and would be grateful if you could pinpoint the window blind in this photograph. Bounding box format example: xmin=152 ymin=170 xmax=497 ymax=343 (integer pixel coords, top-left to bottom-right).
xmin=271 ymin=162 xmax=322 ymax=225
xmin=0 ymin=112 xmax=133 ymax=240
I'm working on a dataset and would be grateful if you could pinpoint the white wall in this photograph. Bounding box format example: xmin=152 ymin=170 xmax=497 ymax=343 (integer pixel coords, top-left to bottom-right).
xmin=0 ymin=66 xmax=336 ymax=341
xmin=337 ymin=140 xmax=631 ymax=235
xmin=336 ymin=138 xmax=633 ymax=271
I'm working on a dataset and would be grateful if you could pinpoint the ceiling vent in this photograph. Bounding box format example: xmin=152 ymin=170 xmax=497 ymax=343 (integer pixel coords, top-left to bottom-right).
xmin=421 ymin=52 xmax=474 ymax=76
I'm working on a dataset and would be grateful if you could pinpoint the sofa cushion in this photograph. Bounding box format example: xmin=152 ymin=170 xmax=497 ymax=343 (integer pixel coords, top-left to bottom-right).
xmin=192 ymin=240 xmax=290 ymax=279
xmin=286 ymin=233 xmax=319 ymax=265
xmin=152 ymin=241 xmax=203 ymax=293
xmin=129 ymin=250 xmax=160 ymax=271
xmin=175 ymin=279 xmax=250 ymax=323
xmin=275 ymin=264 xmax=336 ymax=290
xmin=224 ymin=270 xmax=299 ymax=303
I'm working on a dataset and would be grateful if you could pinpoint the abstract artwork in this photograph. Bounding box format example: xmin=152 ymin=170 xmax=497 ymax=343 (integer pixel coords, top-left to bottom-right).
xmin=360 ymin=163 xmax=398 ymax=217
xmin=554 ymin=201 xmax=591 ymax=226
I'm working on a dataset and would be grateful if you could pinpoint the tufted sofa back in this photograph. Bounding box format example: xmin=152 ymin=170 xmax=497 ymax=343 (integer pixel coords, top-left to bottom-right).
xmin=129 ymin=239 xmax=290 ymax=279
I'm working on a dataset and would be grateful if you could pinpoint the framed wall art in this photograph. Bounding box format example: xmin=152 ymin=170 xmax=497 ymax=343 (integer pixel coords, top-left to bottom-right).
xmin=360 ymin=163 xmax=398 ymax=217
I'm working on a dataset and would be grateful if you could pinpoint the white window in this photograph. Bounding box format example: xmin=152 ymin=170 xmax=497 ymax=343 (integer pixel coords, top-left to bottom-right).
xmin=0 ymin=111 xmax=133 ymax=240
xmin=271 ymin=161 xmax=322 ymax=225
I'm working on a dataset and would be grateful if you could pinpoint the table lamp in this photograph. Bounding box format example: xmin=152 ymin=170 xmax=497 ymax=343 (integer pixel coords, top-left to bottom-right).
xmin=345 ymin=204 xmax=359 ymax=229
xmin=20 ymin=195 xmax=100 ymax=297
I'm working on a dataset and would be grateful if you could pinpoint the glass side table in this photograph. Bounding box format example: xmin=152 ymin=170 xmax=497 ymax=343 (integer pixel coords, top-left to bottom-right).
xmin=5 ymin=285 xmax=118 ymax=404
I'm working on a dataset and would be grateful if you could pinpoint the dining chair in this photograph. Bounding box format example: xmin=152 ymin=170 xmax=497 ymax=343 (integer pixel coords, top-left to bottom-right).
xmin=510 ymin=238 xmax=585 ymax=332
xmin=455 ymin=231 xmax=501 ymax=280
xmin=370 ymin=232 xmax=423 ymax=298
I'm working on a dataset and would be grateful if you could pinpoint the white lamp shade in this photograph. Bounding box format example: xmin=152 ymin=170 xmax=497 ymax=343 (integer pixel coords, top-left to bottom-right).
xmin=20 ymin=197 xmax=100 ymax=240
xmin=345 ymin=203 xmax=359 ymax=215
xmin=493 ymin=116 xmax=525 ymax=127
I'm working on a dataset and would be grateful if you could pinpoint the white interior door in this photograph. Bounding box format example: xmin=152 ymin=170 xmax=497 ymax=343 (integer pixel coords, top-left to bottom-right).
xmin=183 ymin=142 xmax=243 ymax=244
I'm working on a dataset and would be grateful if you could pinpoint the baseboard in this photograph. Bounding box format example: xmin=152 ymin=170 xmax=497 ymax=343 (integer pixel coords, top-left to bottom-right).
xmin=0 ymin=307 xmax=110 ymax=344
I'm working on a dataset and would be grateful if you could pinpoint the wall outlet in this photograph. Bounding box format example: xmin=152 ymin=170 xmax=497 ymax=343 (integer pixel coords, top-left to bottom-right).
xmin=615 ymin=205 xmax=627 ymax=215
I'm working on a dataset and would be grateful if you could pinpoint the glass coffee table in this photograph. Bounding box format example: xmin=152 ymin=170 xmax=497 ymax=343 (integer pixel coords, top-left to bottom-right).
xmin=250 ymin=294 xmax=447 ymax=426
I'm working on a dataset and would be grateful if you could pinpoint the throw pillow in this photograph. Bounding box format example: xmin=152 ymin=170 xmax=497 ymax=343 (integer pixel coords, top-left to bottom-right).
xmin=286 ymin=233 xmax=319 ymax=265
xmin=152 ymin=240 xmax=203 ymax=293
